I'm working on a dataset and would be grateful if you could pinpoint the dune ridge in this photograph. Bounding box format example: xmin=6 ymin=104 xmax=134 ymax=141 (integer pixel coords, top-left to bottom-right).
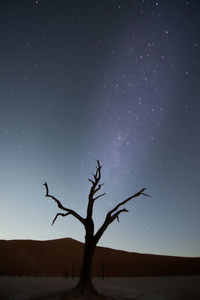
xmin=0 ymin=238 xmax=199 ymax=277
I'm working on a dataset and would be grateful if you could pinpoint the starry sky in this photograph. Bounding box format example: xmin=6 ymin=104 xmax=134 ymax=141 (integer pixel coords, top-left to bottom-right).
xmin=0 ymin=0 xmax=200 ymax=257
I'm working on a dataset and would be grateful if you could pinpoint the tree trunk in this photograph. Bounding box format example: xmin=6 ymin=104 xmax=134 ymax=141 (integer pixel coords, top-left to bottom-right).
xmin=75 ymin=238 xmax=97 ymax=294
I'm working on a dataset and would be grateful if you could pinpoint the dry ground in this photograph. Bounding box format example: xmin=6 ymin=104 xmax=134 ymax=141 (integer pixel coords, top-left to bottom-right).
xmin=0 ymin=276 xmax=200 ymax=300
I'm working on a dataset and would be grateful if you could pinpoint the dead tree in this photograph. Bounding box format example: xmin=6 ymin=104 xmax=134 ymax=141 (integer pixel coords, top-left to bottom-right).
xmin=44 ymin=160 xmax=149 ymax=296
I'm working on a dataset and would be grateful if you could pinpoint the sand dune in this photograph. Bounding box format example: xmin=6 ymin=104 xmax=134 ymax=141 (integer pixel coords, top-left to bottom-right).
xmin=0 ymin=238 xmax=199 ymax=277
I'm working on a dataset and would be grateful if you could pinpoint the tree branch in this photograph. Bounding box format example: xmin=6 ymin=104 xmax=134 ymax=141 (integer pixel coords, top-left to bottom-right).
xmin=94 ymin=188 xmax=149 ymax=244
xmin=93 ymin=192 xmax=106 ymax=201
xmin=44 ymin=182 xmax=68 ymax=211
xmin=52 ymin=212 xmax=70 ymax=226
xmin=89 ymin=161 xmax=102 ymax=186
xmin=93 ymin=183 xmax=104 ymax=195
xmin=109 ymin=188 xmax=149 ymax=216
xmin=87 ymin=160 xmax=105 ymax=219
xmin=88 ymin=178 xmax=94 ymax=185
xmin=111 ymin=208 xmax=129 ymax=223
xmin=44 ymin=182 xmax=85 ymax=226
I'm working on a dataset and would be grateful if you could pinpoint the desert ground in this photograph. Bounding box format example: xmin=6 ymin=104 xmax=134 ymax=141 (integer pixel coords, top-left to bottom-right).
xmin=0 ymin=276 xmax=200 ymax=300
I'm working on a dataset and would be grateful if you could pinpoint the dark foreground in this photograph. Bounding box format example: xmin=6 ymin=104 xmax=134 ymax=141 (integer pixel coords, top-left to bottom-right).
xmin=0 ymin=276 xmax=200 ymax=299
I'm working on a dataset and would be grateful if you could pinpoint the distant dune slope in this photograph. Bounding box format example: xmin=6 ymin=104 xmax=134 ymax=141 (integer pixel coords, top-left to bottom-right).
xmin=0 ymin=238 xmax=199 ymax=277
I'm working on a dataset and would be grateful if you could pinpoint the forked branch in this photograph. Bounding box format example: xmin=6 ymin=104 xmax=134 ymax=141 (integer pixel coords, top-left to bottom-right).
xmin=44 ymin=182 xmax=85 ymax=226
xmin=111 ymin=208 xmax=129 ymax=223
xmin=52 ymin=212 xmax=70 ymax=226
xmin=88 ymin=160 xmax=104 ymax=194
xmin=87 ymin=160 xmax=105 ymax=218
xmin=94 ymin=188 xmax=149 ymax=244
xmin=109 ymin=188 xmax=149 ymax=216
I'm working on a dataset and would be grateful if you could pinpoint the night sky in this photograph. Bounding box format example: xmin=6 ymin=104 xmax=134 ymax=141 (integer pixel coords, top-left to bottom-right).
xmin=0 ymin=0 xmax=200 ymax=257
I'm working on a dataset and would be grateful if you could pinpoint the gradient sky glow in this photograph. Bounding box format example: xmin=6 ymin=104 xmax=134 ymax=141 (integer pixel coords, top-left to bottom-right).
xmin=0 ymin=0 xmax=200 ymax=257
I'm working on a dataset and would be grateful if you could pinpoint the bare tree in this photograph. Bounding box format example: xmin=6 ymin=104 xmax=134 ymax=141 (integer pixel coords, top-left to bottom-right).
xmin=44 ymin=160 xmax=149 ymax=296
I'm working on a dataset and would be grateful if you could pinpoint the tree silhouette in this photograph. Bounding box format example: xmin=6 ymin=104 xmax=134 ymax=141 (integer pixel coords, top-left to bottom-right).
xmin=44 ymin=160 xmax=149 ymax=296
